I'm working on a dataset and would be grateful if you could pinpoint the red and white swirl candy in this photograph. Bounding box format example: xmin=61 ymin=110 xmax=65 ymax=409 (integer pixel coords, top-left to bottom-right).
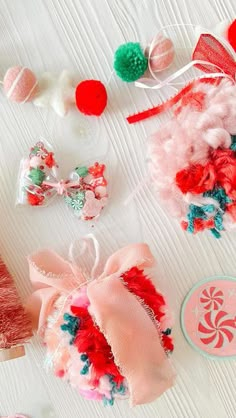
xmin=198 ymin=311 xmax=236 ymax=349
xmin=200 ymin=287 xmax=224 ymax=310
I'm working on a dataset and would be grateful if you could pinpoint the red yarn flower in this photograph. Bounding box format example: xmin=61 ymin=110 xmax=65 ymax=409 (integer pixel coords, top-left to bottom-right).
xmin=175 ymin=163 xmax=216 ymax=194
xmin=212 ymin=149 xmax=236 ymax=199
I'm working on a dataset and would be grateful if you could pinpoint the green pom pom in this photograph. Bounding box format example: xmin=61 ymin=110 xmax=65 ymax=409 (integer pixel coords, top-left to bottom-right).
xmin=29 ymin=167 xmax=45 ymax=186
xmin=114 ymin=42 xmax=148 ymax=82
xmin=75 ymin=166 xmax=88 ymax=177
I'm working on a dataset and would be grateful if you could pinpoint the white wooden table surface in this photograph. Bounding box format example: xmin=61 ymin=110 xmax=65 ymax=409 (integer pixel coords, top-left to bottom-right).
xmin=0 ymin=1 xmax=236 ymax=417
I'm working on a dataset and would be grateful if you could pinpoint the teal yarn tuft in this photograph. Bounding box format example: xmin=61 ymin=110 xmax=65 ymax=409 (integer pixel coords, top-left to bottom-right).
xmin=61 ymin=313 xmax=80 ymax=344
xmin=113 ymin=42 xmax=148 ymax=82
xmin=204 ymin=187 xmax=232 ymax=211
xmin=162 ymin=328 xmax=172 ymax=336
xmin=102 ymin=375 xmax=127 ymax=406
xmin=210 ymin=228 xmax=221 ymax=239
xmin=230 ymin=134 xmax=236 ymax=150
xmin=184 ymin=187 xmax=232 ymax=238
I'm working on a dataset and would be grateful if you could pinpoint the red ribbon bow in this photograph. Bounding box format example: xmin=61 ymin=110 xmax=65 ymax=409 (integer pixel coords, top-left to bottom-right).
xmin=192 ymin=33 xmax=236 ymax=80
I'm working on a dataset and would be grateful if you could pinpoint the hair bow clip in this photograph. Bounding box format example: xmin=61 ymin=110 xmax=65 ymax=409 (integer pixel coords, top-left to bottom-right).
xmin=16 ymin=141 xmax=108 ymax=221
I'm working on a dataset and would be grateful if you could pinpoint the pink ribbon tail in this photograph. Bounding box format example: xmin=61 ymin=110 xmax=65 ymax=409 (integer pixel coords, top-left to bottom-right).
xmin=87 ymin=243 xmax=175 ymax=405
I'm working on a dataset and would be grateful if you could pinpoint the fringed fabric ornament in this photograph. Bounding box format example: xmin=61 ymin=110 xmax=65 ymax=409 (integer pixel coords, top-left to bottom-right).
xmin=26 ymin=236 xmax=175 ymax=406
xmin=16 ymin=141 xmax=108 ymax=221
xmin=0 ymin=256 xmax=32 ymax=362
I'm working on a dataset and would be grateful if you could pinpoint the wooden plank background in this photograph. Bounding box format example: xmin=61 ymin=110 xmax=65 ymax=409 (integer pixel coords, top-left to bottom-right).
xmin=0 ymin=1 xmax=235 ymax=417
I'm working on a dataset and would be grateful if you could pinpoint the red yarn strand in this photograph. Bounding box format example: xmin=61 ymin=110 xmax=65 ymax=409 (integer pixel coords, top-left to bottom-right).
xmin=127 ymin=78 xmax=218 ymax=124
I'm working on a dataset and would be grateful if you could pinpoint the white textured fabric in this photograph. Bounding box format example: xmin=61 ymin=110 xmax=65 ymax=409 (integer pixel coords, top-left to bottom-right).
xmin=0 ymin=0 xmax=235 ymax=417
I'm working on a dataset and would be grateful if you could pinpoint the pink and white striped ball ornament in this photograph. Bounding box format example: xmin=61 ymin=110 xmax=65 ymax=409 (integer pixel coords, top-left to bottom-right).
xmin=149 ymin=34 xmax=175 ymax=73
xmin=3 ymin=66 xmax=38 ymax=103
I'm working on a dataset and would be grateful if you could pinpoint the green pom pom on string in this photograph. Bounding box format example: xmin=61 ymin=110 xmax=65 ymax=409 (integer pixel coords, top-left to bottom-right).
xmin=29 ymin=167 xmax=45 ymax=186
xmin=113 ymin=42 xmax=148 ymax=82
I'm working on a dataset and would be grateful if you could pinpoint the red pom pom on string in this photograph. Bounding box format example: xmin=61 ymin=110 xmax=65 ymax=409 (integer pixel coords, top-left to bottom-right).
xmin=75 ymin=80 xmax=107 ymax=116
xmin=227 ymin=19 xmax=236 ymax=51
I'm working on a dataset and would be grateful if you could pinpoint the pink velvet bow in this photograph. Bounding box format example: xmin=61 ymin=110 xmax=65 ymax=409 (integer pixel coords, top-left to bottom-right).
xmin=26 ymin=240 xmax=175 ymax=405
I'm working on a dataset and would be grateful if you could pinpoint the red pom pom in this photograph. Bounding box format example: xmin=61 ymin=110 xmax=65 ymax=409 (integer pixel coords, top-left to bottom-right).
xmin=227 ymin=19 xmax=236 ymax=51
xmin=27 ymin=192 xmax=44 ymax=206
xmin=75 ymin=80 xmax=107 ymax=116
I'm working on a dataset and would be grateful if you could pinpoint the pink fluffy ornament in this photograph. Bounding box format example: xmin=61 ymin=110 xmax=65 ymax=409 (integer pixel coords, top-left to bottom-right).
xmin=147 ymin=78 xmax=236 ymax=238
xmin=3 ymin=66 xmax=38 ymax=103
xmin=149 ymin=34 xmax=175 ymax=73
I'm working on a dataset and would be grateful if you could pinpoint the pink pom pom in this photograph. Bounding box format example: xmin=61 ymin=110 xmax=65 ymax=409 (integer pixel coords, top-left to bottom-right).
xmin=149 ymin=34 xmax=175 ymax=73
xmin=3 ymin=66 xmax=38 ymax=103
xmin=29 ymin=156 xmax=42 ymax=168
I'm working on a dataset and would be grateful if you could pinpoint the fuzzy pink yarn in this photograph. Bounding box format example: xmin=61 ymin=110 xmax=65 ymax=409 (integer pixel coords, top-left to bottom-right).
xmin=3 ymin=66 xmax=38 ymax=103
xmin=148 ymin=80 xmax=236 ymax=219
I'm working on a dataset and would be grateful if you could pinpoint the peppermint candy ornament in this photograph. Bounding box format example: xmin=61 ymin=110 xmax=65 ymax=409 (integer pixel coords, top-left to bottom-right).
xmin=181 ymin=276 xmax=236 ymax=359
xmin=198 ymin=311 xmax=235 ymax=349
xmin=17 ymin=141 xmax=108 ymax=221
